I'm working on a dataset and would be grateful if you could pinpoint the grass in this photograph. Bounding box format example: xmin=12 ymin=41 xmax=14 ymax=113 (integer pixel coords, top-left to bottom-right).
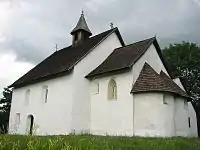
xmin=0 ymin=134 xmax=199 ymax=150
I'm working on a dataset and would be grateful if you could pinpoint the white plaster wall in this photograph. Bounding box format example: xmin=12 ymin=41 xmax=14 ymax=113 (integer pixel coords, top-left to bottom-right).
xmin=133 ymin=93 xmax=175 ymax=137
xmin=9 ymin=74 xmax=73 ymax=135
xmin=71 ymin=32 xmax=122 ymax=133
xmin=173 ymin=78 xmax=198 ymax=137
xmin=90 ymin=72 xmax=134 ymax=136
xmin=89 ymin=43 xmax=172 ymax=136
xmin=188 ymin=102 xmax=198 ymax=137
xmin=174 ymin=97 xmax=189 ymax=136
xmin=131 ymin=44 xmax=169 ymax=84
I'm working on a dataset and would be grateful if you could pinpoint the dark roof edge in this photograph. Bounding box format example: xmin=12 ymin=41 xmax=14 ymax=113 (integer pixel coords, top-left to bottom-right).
xmin=9 ymin=69 xmax=73 ymax=89
xmin=68 ymin=27 xmax=125 ymax=71
xmin=131 ymin=90 xmax=191 ymax=100
xmin=85 ymin=66 xmax=130 ymax=78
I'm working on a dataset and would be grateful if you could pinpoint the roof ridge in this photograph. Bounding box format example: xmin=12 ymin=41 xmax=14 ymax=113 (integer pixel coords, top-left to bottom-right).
xmin=114 ymin=36 xmax=155 ymax=51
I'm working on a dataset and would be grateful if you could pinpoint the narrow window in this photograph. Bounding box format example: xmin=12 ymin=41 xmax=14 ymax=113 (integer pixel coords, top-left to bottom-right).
xmin=43 ymin=86 xmax=48 ymax=103
xmin=184 ymin=100 xmax=188 ymax=110
xmin=188 ymin=117 xmax=191 ymax=128
xmin=91 ymin=81 xmax=99 ymax=95
xmin=25 ymin=89 xmax=30 ymax=105
xmin=15 ymin=113 xmax=20 ymax=130
xmin=108 ymin=79 xmax=117 ymax=100
xmin=163 ymin=94 xmax=167 ymax=104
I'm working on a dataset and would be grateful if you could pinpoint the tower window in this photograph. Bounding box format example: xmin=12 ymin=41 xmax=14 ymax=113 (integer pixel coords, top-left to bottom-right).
xmin=108 ymin=79 xmax=117 ymax=100
xmin=74 ymin=34 xmax=78 ymax=41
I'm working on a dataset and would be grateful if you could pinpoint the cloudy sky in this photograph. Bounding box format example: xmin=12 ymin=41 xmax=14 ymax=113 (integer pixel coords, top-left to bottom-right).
xmin=0 ymin=0 xmax=200 ymax=96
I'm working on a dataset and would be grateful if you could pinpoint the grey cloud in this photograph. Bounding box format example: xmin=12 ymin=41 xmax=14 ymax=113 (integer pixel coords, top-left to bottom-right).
xmin=1 ymin=0 xmax=200 ymax=64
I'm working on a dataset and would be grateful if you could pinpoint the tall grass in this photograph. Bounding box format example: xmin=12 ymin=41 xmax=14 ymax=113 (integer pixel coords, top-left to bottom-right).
xmin=0 ymin=134 xmax=199 ymax=150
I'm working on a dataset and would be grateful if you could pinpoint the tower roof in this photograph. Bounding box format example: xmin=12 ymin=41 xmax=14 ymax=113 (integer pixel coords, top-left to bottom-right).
xmin=71 ymin=12 xmax=92 ymax=36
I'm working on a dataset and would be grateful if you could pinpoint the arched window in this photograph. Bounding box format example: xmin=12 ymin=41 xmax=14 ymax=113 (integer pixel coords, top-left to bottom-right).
xmin=108 ymin=79 xmax=117 ymax=100
xmin=25 ymin=89 xmax=30 ymax=106
xmin=15 ymin=113 xmax=20 ymax=130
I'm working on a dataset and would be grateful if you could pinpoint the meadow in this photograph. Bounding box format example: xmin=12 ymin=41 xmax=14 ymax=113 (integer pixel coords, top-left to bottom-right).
xmin=0 ymin=134 xmax=200 ymax=150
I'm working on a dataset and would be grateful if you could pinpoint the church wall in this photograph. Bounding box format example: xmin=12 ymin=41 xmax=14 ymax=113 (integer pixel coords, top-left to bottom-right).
xmin=173 ymin=78 xmax=198 ymax=137
xmin=133 ymin=93 xmax=175 ymax=137
xmin=188 ymin=102 xmax=198 ymax=137
xmin=71 ymin=32 xmax=123 ymax=133
xmin=90 ymin=71 xmax=134 ymax=136
xmin=9 ymin=74 xmax=73 ymax=135
xmin=174 ymin=96 xmax=189 ymax=136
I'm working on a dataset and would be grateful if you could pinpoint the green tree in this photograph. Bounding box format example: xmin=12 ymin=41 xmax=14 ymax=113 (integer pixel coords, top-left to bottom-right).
xmin=163 ymin=41 xmax=200 ymax=136
xmin=0 ymin=87 xmax=12 ymax=133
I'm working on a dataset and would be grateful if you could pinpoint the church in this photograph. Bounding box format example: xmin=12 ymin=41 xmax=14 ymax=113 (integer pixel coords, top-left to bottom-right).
xmin=8 ymin=13 xmax=198 ymax=137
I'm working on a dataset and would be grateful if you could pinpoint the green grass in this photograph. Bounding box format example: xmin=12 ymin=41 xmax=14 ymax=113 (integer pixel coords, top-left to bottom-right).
xmin=0 ymin=134 xmax=200 ymax=150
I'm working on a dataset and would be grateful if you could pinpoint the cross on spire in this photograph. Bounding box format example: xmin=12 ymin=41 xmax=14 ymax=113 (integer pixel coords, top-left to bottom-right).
xmin=110 ymin=22 xmax=114 ymax=29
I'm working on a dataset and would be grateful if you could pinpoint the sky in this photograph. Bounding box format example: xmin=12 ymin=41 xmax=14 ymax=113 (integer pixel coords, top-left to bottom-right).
xmin=0 ymin=0 xmax=200 ymax=96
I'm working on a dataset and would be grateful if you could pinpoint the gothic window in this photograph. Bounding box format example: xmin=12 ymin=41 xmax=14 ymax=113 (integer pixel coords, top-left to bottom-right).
xmin=108 ymin=79 xmax=117 ymax=100
xmin=25 ymin=89 xmax=30 ymax=106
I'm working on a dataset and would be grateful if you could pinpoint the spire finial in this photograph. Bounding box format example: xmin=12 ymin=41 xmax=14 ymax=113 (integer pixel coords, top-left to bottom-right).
xmin=110 ymin=22 xmax=114 ymax=29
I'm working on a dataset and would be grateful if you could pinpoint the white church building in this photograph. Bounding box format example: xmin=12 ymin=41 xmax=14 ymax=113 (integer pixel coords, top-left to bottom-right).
xmin=8 ymin=13 xmax=198 ymax=137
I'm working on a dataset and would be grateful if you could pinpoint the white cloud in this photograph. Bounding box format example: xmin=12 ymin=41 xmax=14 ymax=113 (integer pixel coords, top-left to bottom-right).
xmin=0 ymin=52 xmax=34 ymax=97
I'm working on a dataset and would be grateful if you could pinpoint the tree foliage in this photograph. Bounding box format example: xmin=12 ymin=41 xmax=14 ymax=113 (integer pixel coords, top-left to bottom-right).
xmin=163 ymin=42 xmax=200 ymax=104
xmin=0 ymin=87 xmax=12 ymax=133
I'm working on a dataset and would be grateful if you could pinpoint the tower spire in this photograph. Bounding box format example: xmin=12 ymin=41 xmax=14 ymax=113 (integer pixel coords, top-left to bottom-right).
xmin=71 ymin=11 xmax=92 ymax=36
xmin=71 ymin=11 xmax=92 ymax=45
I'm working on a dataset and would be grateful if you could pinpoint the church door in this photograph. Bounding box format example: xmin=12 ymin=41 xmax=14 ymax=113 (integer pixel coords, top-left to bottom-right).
xmin=26 ymin=115 xmax=34 ymax=135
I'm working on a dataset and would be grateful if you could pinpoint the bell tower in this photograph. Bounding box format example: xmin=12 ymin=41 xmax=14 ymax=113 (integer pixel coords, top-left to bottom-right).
xmin=71 ymin=11 xmax=92 ymax=45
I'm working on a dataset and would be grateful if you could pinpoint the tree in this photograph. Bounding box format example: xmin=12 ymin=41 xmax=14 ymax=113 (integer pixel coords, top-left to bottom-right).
xmin=0 ymin=87 xmax=12 ymax=133
xmin=163 ymin=41 xmax=200 ymax=136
